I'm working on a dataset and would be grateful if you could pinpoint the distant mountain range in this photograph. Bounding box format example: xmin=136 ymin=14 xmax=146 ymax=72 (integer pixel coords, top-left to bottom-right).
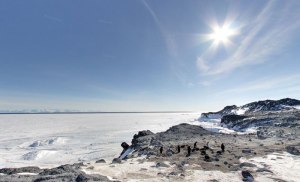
xmin=201 ymin=98 xmax=300 ymax=119
xmin=200 ymin=98 xmax=300 ymax=133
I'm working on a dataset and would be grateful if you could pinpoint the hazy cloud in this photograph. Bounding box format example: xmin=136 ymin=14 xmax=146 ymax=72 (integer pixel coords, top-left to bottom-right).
xmin=197 ymin=1 xmax=300 ymax=76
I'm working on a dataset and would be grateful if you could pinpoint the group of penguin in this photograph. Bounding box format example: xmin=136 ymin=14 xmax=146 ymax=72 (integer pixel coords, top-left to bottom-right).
xmin=159 ymin=142 xmax=225 ymax=160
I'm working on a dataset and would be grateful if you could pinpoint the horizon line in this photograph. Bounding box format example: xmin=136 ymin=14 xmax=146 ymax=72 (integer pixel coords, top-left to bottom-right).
xmin=0 ymin=111 xmax=199 ymax=115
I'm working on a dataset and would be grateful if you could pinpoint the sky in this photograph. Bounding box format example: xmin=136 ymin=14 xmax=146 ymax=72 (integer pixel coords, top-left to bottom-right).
xmin=0 ymin=0 xmax=300 ymax=112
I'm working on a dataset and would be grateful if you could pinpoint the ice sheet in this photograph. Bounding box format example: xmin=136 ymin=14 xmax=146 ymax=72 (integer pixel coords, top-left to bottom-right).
xmin=0 ymin=113 xmax=200 ymax=168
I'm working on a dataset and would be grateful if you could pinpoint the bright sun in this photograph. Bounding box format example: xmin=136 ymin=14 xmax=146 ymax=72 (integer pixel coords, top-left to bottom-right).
xmin=208 ymin=25 xmax=237 ymax=45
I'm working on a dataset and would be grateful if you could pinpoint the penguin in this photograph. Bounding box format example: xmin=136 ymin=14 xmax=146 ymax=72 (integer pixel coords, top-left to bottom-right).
xmin=194 ymin=142 xmax=197 ymax=149
xmin=205 ymin=154 xmax=210 ymax=161
xmin=221 ymin=143 xmax=225 ymax=152
xmin=186 ymin=146 xmax=191 ymax=157
xmin=177 ymin=145 xmax=180 ymax=153
xmin=160 ymin=146 xmax=163 ymax=154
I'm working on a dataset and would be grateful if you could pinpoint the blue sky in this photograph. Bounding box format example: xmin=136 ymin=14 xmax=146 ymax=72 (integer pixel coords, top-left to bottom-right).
xmin=1 ymin=0 xmax=300 ymax=112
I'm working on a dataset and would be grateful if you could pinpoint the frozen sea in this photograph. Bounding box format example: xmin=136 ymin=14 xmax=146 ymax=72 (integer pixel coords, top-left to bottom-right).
xmin=0 ymin=113 xmax=200 ymax=168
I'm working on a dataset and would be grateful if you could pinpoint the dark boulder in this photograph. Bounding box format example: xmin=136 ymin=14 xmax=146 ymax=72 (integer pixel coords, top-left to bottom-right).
xmin=131 ymin=130 xmax=154 ymax=145
xmin=95 ymin=159 xmax=106 ymax=163
xmin=239 ymin=162 xmax=257 ymax=168
xmin=121 ymin=142 xmax=130 ymax=150
xmin=39 ymin=164 xmax=78 ymax=176
xmin=241 ymin=170 xmax=254 ymax=182
xmin=112 ymin=158 xmax=122 ymax=164
xmin=0 ymin=166 xmax=42 ymax=175
xmin=286 ymin=145 xmax=300 ymax=155
xmin=156 ymin=162 xmax=170 ymax=168
xmin=256 ymin=168 xmax=273 ymax=173
xmin=221 ymin=115 xmax=248 ymax=125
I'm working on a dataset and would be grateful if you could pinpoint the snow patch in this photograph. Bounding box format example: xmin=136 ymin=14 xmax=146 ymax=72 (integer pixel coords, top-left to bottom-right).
xmin=27 ymin=137 xmax=67 ymax=148
xmin=293 ymin=105 xmax=300 ymax=110
xmin=241 ymin=152 xmax=300 ymax=182
xmin=22 ymin=150 xmax=57 ymax=161
xmin=17 ymin=172 xmax=38 ymax=175
xmin=233 ymin=107 xmax=248 ymax=115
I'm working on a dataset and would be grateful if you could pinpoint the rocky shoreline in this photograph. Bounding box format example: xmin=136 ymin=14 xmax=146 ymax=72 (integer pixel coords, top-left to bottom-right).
xmin=1 ymin=123 xmax=299 ymax=182
xmin=1 ymin=98 xmax=300 ymax=181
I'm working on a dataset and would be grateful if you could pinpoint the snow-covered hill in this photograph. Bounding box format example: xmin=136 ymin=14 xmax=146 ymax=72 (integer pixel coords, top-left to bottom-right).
xmin=200 ymin=98 xmax=300 ymax=120
xmin=199 ymin=98 xmax=300 ymax=133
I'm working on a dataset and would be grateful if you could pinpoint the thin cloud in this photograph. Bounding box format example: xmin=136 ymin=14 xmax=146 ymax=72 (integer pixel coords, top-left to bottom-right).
xmin=141 ymin=0 xmax=191 ymax=86
xmin=197 ymin=1 xmax=300 ymax=76
xmin=217 ymin=74 xmax=300 ymax=96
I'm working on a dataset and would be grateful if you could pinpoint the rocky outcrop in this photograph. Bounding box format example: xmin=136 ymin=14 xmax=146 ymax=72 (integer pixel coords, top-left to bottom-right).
xmin=200 ymin=98 xmax=300 ymax=132
xmin=131 ymin=130 xmax=154 ymax=145
xmin=0 ymin=166 xmax=42 ymax=175
xmin=221 ymin=115 xmax=248 ymax=125
xmin=0 ymin=163 xmax=111 ymax=182
xmin=200 ymin=105 xmax=238 ymax=120
xmin=130 ymin=123 xmax=213 ymax=151
xmin=201 ymin=98 xmax=300 ymax=120
xmin=243 ymin=98 xmax=300 ymax=113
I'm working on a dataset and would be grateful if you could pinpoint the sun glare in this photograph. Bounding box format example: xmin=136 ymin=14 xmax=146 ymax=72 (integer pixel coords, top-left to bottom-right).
xmin=207 ymin=24 xmax=238 ymax=46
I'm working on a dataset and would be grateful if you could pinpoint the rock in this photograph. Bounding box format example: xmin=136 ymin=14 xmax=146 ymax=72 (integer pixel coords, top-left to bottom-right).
xmin=221 ymin=115 xmax=248 ymax=125
xmin=119 ymin=142 xmax=130 ymax=157
xmin=286 ymin=146 xmax=300 ymax=155
xmin=239 ymin=162 xmax=257 ymax=168
xmin=147 ymin=151 xmax=156 ymax=156
xmin=242 ymin=149 xmax=252 ymax=154
xmin=39 ymin=164 xmax=78 ymax=175
xmin=121 ymin=142 xmax=130 ymax=150
xmin=224 ymin=161 xmax=228 ymax=165
xmin=216 ymin=151 xmax=222 ymax=155
xmin=204 ymin=155 xmax=211 ymax=162
xmin=168 ymin=172 xmax=177 ymax=176
xmin=0 ymin=164 xmax=111 ymax=182
xmin=132 ymin=130 xmax=154 ymax=145
xmin=156 ymin=162 xmax=170 ymax=168
xmin=241 ymin=170 xmax=254 ymax=182
xmin=256 ymin=168 xmax=273 ymax=173
xmin=34 ymin=173 xmax=78 ymax=182
xmin=112 ymin=158 xmax=122 ymax=164
xmin=157 ymin=172 xmax=164 ymax=176
xmin=95 ymin=159 xmax=106 ymax=163
xmin=76 ymin=174 xmax=89 ymax=182
xmin=0 ymin=166 xmax=42 ymax=175
xmin=73 ymin=162 xmax=85 ymax=169
xmin=230 ymin=165 xmax=240 ymax=171
xmin=166 ymin=149 xmax=174 ymax=157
